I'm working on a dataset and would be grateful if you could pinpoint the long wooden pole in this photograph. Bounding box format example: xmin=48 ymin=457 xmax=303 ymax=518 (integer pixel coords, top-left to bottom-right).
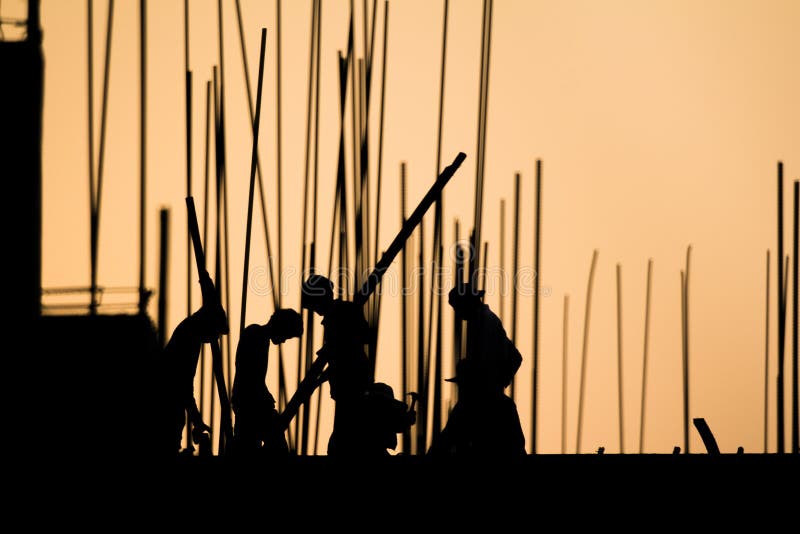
xmin=576 ymin=249 xmax=599 ymax=453
xmin=200 ymin=78 xmax=211 ymax=429
xmin=211 ymin=67 xmax=221 ymax=448
xmin=186 ymin=197 xmax=233 ymax=452
xmin=239 ymin=29 xmax=268 ymax=337
xmin=354 ymin=153 xmax=466 ymax=306
xmin=180 ymin=14 xmax=193 ymax=442
xmin=185 ymin=0 xmax=192 ymax=318
xmin=215 ymin=0 xmax=236 ymax=409
xmin=232 ymin=0 xmax=277 ymax=304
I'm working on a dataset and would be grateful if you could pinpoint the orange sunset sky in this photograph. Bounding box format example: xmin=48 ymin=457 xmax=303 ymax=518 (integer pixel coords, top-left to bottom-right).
xmin=20 ymin=0 xmax=800 ymax=453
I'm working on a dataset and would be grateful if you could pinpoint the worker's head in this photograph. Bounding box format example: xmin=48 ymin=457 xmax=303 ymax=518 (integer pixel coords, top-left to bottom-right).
xmin=194 ymin=302 xmax=229 ymax=342
xmin=267 ymin=308 xmax=304 ymax=344
xmin=301 ymin=274 xmax=334 ymax=315
xmin=448 ymin=283 xmax=485 ymax=319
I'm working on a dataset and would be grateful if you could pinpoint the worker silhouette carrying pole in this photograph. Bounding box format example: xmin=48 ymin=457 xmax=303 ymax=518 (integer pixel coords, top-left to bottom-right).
xmin=278 ymin=153 xmax=467 ymax=446
xmin=174 ymin=196 xmax=234 ymax=454
xmin=160 ymin=274 xmax=227 ymax=457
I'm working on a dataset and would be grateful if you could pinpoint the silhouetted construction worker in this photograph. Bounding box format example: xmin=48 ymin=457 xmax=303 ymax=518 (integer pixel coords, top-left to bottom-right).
xmin=231 ymin=308 xmax=303 ymax=457
xmin=160 ymin=273 xmax=228 ymax=456
xmin=428 ymin=284 xmax=525 ymax=457
xmin=362 ymin=382 xmax=417 ymax=456
xmin=300 ymin=274 xmax=374 ymax=456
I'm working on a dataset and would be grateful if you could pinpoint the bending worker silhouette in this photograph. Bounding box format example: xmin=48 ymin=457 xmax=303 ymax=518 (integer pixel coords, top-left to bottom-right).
xmin=231 ymin=308 xmax=303 ymax=457
xmin=429 ymin=283 xmax=526 ymax=457
xmin=160 ymin=272 xmax=228 ymax=456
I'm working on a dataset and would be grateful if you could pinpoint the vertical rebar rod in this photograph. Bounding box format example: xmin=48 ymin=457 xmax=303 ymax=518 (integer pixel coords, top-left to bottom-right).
xmin=138 ymin=0 xmax=147 ymax=314
xmin=87 ymin=0 xmax=96 ymax=312
xmin=683 ymin=245 xmax=692 ymax=454
xmin=158 ymin=208 xmax=170 ymax=347
xmin=616 ymin=263 xmax=624 ymax=454
xmin=93 ymin=0 xmax=115 ymax=299
xmin=417 ymin=222 xmax=426 ymax=454
xmin=276 ymin=0 xmax=283 ymax=311
xmin=764 ymin=250 xmax=771 ymax=453
xmin=400 ymin=161 xmax=410 ymax=454
xmin=792 ymin=181 xmax=799 ymax=453
xmin=531 ymin=158 xmax=542 ymax=453
xmin=576 ymin=249 xmax=599 ymax=454
xmin=499 ymin=199 xmax=505 ymax=324
xmin=510 ymin=173 xmax=520 ymax=399
xmin=777 ymin=161 xmax=786 ymax=453
xmin=562 ymin=294 xmax=569 ymax=454
xmin=639 ymin=259 xmax=653 ymax=454
xmin=297 ymin=0 xmax=319 ymax=455
xmin=471 ymin=0 xmax=492 ymax=276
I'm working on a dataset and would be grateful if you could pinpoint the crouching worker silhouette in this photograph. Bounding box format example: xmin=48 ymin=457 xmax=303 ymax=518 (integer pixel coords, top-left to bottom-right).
xmin=160 ymin=272 xmax=228 ymax=456
xmin=363 ymin=382 xmax=417 ymax=456
xmin=428 ymin=284 xmax=525 ymax=457
xmin=231 ymin=308 xmax=304 ymax=457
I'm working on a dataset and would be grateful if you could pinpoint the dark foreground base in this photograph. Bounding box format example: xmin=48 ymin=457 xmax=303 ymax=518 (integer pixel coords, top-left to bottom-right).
xmin=29 ymin=453 xmax=799 ymax=526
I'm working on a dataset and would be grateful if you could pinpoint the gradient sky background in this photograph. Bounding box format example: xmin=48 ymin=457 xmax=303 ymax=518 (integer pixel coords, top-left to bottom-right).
xmin=24 ymin=0 xmax=800 ymax=454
